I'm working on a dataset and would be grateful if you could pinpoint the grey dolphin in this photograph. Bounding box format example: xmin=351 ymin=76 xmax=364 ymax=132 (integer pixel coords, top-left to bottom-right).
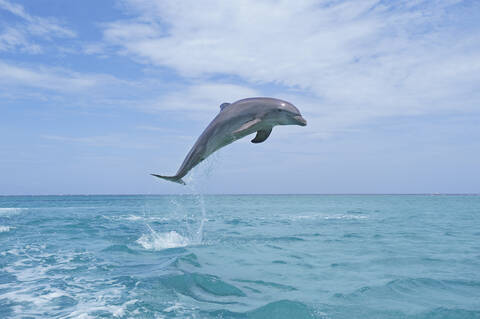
xmin=152 ymin=97 xmax=307 ymax=185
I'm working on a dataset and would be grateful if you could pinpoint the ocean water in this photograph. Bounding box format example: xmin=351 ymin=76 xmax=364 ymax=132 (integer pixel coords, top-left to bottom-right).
xmin=0 ymin=194 xmax=479 ymax=318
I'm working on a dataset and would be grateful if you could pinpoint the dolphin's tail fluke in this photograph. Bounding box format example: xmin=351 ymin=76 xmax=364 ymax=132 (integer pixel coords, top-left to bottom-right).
xmin=151 ymin=174 xmax=186 ymax=185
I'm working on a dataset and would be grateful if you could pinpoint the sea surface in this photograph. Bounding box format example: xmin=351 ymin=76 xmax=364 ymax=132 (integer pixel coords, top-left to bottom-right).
xmin=0 ymin=194 xmax=479 ymax=318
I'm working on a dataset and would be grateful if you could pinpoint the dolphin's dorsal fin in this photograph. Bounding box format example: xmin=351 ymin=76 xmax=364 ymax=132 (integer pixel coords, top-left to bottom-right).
xmin=220 ymin=102 xmax=231 ymax=110
xmin=251 ymin=128 xmax=272 ymax=143
xmin=233 ymin=118 xmax=261 ymax=135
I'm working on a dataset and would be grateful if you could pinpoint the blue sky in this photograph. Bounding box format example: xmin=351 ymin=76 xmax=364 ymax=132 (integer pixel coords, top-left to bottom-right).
xmin=1 ymin=0 xmax=479 ymax=195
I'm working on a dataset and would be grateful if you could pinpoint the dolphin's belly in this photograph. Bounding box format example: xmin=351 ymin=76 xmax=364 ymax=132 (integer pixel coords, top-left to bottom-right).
xmin=181 ymin=112 xmax=258 ymax=174
xmin=205 ymin=114 xmax=263 ymax=155
xmin=205 ymin=124 xmax=237 ymax=156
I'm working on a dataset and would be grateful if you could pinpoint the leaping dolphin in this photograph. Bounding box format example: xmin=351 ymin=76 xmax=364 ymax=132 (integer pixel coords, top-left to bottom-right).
xmin=152 ymin=97 xmax=307 ymax=185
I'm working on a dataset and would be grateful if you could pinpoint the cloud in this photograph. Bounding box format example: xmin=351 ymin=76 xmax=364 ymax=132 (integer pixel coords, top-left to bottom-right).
xmin=0 ymin=26 xmax=42 ymax=53
xmin=0 ymin=60 xmax=124 ymax=93
xmin=144 ymin=83 xmax=259 ymax=112
xmin=0 ymin=58 xmax=257 ymax=119
xmin=101 ymin=0 xmax=480 ymax=137
xmin=0 ymin=0 xmax=75 ymax=53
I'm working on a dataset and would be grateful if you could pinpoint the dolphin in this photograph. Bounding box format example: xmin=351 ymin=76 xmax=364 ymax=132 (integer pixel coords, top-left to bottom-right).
xmin=152 ymin=97 xmax=307 ymax=185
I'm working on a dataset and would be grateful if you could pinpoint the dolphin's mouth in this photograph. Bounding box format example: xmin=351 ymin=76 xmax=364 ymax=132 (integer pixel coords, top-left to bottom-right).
xmin=293 ymin=115 xmax=307 ymax=126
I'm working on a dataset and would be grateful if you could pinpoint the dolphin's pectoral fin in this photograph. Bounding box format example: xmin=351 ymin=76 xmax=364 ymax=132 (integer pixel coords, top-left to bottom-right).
xmin=251 ymin=128 xmax=272 ymax=143
xmin=233 ymin=118 xmax=261 ymax=135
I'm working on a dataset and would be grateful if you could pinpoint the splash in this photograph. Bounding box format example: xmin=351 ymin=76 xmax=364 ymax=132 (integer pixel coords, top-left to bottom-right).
xmin=175 ymin=190 xmax=207 ymax=245
xmin=137 ymin=225 xmax=189 ymax=250
xmin=139 ymin=154 xmax=216 ymax=250
xmin=138 ymin=191 xmax=206 ymax=250
xmin=183 ymin=154 xmax=218 ymax=243
xmin=195 ymin=193 xmax=206 ymax=243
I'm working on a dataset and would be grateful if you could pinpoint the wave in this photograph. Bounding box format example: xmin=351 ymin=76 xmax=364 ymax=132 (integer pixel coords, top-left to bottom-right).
xmin=303 ymin=304 xmax=480 ymax=319
xmin=101 ymin=244 xmax=139 ymax=254
xmin=277 ymin=213 xmax=369 ymax=221
xmin=217 ymin=213 xmax=369 ymax=229
xmin=416 ymin=307 xmax=480 ymax=319
xmin=1 ymin=245 xmax=138 ymax=318
xmin=103 ymin=214 xmax=168 ymax=222
xmin=233 ymin=279 xmax=297 ymax=291
xmin=323 ymin=214 xmax=368 ymax=220
xmin=209 ymin=300 xmax=315 ymax=319
xmin=333 ymin=277 xmax=480 ymax=310
xmin=122 ymin=214 xmax=144 ymax=221
xmin=142 ymin=272 xmax=245 ymax=305
xmin=271 ymin=236 xmax=305 ymax=242
xmin=173 ymin=253 xmax=201 ymax=268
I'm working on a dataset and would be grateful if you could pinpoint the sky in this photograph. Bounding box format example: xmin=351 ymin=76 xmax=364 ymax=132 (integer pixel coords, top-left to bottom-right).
xmin=0 ymin=0 xmax=479 ymax=195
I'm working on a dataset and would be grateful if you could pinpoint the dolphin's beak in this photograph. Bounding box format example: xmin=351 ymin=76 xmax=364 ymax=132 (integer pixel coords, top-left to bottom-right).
xmin=293 ymin=115 xmax=307 ymax=126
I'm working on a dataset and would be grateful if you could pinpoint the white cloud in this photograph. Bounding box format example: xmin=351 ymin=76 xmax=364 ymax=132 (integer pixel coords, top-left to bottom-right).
xmin=145 ymin=83 xmax=259 ymax=112
xmin=101 ymin=0 xmax=480 ymax=137
xmin=82 ymin=42 xmax=107 ymax=55
xmin=0 ymin=26 xmax=42 ymax=53
xmin=0 ymin=60 xmax=121 ymax=92
xmin=0 ymin=59 xmax=257 ymax=118
xmin=0 ymin=0 xmax=75 ymax=53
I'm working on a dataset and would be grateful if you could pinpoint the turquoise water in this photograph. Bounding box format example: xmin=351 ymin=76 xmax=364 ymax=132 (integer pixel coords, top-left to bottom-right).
xmin=0 ymin=195 xmax=479 ymax=318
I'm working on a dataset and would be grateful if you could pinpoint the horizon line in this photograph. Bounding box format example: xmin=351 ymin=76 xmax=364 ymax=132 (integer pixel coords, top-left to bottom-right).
xmin=1 ymin=193 xmax=479 ymax=197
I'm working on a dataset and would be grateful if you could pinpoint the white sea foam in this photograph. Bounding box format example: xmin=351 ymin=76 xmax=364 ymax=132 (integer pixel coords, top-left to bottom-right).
xmin=102 ymin=214 xmax=172 ymax=223
xmin=163 ymin=302 xmax=194 ymax=315
xmin=323 ymin=214 xmax=369 ymax=220
xmin=0 ymin=207 xmax=24 ymax=215
xmin=124 ymin=214 xmax=143 ymax=221
xmin=163 ymin=302 xmax=184 ymax=312
xmin=0 ymin=225 xmax=12 ymax=232
xmin=2 ymin=246 xmax=136 ymax=318
xmin=1 ymin=286 xmax=73 ymax=312
xmin=137 ymin=229 xmax=189 ymax=250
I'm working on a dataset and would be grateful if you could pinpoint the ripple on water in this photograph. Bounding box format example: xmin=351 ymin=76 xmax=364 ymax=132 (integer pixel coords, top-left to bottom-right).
xmin=2 ymin=194 xmax=480 ymax=318
xmin=333 ymin=277 xmax=480 ymax=312
xmin=101 ymin=244 xmax=139 ymax=255
xmin=304 ymin=304 xmax=480 ymax=319
xmin=233 ymin=279 xmax=297 ymax=291
xmin=208 ymin=300 xmax=316 ymax=319
xmin=172 ymin=253 xmax=201 ymax=268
